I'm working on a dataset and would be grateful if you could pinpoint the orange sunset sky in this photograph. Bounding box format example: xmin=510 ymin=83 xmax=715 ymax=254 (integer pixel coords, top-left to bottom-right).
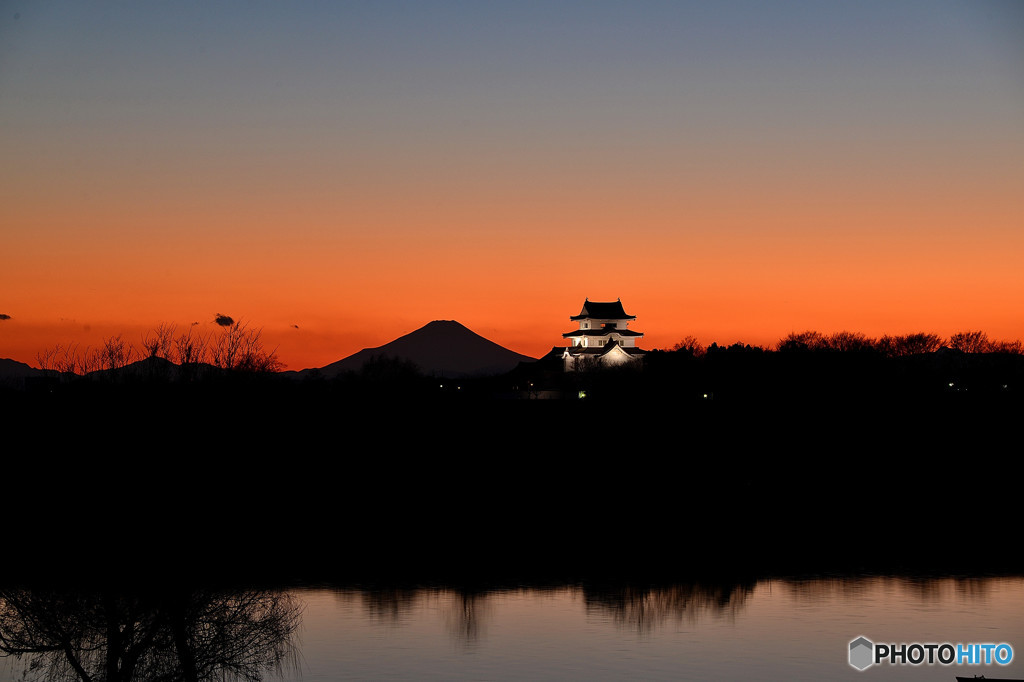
xmin=2 ymin=1 xmax=1022 ymax=371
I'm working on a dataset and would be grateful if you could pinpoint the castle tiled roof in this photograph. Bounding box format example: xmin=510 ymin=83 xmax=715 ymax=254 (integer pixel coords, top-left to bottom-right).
xmin=562 ymin=328 xmax=643 ymax=338
xmin=570 ymin=299 xmax=635 ymax=321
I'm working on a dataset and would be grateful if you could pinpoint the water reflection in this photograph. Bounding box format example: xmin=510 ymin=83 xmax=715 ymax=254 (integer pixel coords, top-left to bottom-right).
xmin=3 ymin=577 xmax=1021 ymax=681
xmin=441 ymin=590 xmax=494 ymax=644
xmin=0 ymin=589 xmax=301 ymax=682
xmin=335 ymin=581 xmax=758 ymax=642
xmin=582 ymin=581 xmax=757 ymax=633
xmin=353 ymin=587 xmax=494 ymax=643
xmin=330 ymin=576 xmax=1022 ymax=646
xmin=359 ymin=587 xmax=422 ymax=625
xmin=782 ymin=574 xmax=1002 ymax=605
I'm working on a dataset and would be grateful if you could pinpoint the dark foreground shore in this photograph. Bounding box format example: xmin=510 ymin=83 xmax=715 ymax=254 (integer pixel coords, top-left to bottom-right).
xmin=3 ymin=372 xmax=1020 ymax=585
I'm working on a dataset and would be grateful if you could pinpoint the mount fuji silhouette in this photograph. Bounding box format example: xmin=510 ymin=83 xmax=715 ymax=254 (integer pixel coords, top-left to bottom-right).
xmin=309 ymin=320 xmax=536 ymax=378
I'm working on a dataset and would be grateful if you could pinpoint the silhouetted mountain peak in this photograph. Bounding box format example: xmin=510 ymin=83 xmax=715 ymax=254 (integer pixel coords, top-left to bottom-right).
xmin=314 ymin=320 xmax=535 ymax=378
xmin=407 ymin=319 xmax=471 ymax=338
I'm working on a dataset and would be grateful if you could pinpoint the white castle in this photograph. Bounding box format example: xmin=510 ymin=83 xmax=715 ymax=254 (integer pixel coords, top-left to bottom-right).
xmin=557 ymin=298 xmax=645 ymax=371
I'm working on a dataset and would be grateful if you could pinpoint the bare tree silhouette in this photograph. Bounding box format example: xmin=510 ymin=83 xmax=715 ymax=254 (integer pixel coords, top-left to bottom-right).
xmin=0 ymin=588 xmax=302 ymax=682
xmin=877 ymin=333 xmax=943 ymax=357
xmin=142 ymin=323 xmax=177 ymax=360
xmin=990 ymin=339 xmax=1023 ymax=354
xmin=671 ymin=336 xmax=705 ymax=357
xmin=98 ymin=335 xmax=136 ymax=371
xmin=948 ymin=330 xmax=990 ymax=353
xmin=776 ymin=331 xmax=825 ymax=352
xmin=211 ymin=321 xmax=282 ymax=373
xmin=173 ymin=326 xmax=210 ymax=367
xmin=825 ymin=331 xmax=875 ymax=352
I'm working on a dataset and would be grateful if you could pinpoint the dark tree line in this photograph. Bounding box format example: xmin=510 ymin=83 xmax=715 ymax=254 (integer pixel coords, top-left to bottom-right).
xmin=671 ymin=329 xmax=1022 ymax=357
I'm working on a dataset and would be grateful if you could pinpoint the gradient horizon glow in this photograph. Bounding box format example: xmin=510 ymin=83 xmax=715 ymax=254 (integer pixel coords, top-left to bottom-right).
xmin=2 ymin=1 xmax=1022 ymax=370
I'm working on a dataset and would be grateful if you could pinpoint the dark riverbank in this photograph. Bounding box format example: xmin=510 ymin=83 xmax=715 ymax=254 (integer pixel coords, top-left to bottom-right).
xmin=3 ymin=357 xmax=1021 ymax=585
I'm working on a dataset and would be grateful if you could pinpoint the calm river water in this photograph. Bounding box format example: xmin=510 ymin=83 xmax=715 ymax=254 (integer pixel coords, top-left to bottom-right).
xmin=1 ymin=576 xmax=1022 ymax=681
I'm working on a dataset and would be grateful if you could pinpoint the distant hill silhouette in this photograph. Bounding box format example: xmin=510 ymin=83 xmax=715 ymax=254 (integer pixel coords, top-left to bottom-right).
xmin=307 ymin=320 xmax=536 ymax=378
xmin=0 ymin=358 xmax=40 ymax=379
xmin=85 ymin=355 xmax=222 ymax=381
xmin=0 ymin=358 xmax=41 ymax=388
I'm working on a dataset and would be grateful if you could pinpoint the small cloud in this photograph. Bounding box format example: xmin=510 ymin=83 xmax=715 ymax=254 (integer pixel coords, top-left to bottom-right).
xmin=214 ymin=313 xmax=234 ymax=327
xmin=0 ymin=313 xmax=10 ymax=321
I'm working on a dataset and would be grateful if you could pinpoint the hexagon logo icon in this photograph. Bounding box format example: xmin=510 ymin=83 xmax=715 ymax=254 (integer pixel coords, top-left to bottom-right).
xmin=849 ymin=636 xmax=874 ymax=670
